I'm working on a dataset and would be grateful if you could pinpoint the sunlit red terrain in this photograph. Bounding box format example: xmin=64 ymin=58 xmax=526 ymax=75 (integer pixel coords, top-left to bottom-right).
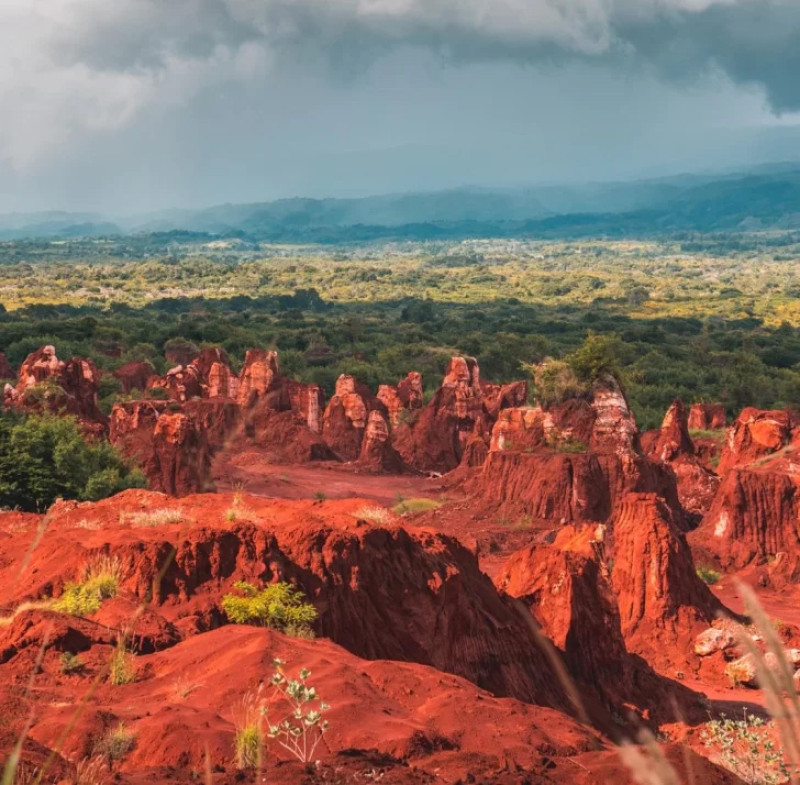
xmin=4 ymin=344 xmax=800 ymax=783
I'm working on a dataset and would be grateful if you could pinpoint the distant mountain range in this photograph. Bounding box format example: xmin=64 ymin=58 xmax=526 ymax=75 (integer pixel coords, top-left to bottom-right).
xmin=4 ymin=162 xmax=800 ymax=243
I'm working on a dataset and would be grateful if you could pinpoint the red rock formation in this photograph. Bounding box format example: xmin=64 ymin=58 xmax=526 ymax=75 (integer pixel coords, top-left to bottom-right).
xmin=113 ymin=360 xmax=155 ymax=393
xmin=643 ymin=400 xmax=719 ymax=518
xmin=322 ymin=374 xmax=374 ymax=461
xmin=611 ymin=493 xmax=720 ymax=664
xmin=236 ymin=348 xmax=281 ymax=407
xmin=148 ymin=364 xmax=203 ymax=402
xmin=475 ymin=377 xmax=683 ymax=529
xmin=7 ymin=346 xmax=106 ymax=430
xmin=482 ymin=379 xmax=529 ymax=420
xmin=0 ymin=352 xmax=13 ymax=380
xmin=393 ymin=356 xmax=512 ymax=473
xmin=191 ymin=347 xmax=239 ymax=399
xmin=377 ymin=371 xmax=423 ymax=428
xmin=717 ymin=407 xmax=793 ymax=475
xmin=688 ymin=403 xmax=727 ymax=431
xmin=285 ymin=379 xmax=324 ymax=433
xmin=644 ymin=399 xmax=694 ymax=463
xmin=110 ymin=400 xmax=231 ymax=495
xmin=357 ymin=410 xmax=407 ymax=472
xmin=497 ymin=526 xmax=631 ymax=706
xmin=690 ymin=460 xmax=800 ymax=572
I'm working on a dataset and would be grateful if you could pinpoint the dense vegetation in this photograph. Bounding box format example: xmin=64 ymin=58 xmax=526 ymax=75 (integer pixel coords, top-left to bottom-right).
xmin=1 ymin=234 xmax=799 ymax=431
xmin=0 ymin=412 xmax=145 ymax=512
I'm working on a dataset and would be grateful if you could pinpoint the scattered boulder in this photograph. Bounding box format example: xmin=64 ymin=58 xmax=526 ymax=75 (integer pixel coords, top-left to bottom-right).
xmin=694 ymin=627 xmax=735 ymax=657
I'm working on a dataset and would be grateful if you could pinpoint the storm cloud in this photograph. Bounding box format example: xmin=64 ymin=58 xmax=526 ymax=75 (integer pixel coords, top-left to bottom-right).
xmin=1 ymin=0 xmax=799 ymax=210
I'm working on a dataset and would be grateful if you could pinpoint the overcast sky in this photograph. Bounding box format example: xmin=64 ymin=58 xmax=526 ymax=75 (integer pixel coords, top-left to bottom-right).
xmin=2 ymin=0 xmax=800 ymax=214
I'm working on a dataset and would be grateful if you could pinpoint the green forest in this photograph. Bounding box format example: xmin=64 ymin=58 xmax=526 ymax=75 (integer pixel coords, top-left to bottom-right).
xmin=1 ymin=233 xmax=800 ymax=430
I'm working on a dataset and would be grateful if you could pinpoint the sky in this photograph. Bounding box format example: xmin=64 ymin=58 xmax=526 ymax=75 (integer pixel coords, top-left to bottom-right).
xmin=2 ymin=0 xmax=800 ymax=214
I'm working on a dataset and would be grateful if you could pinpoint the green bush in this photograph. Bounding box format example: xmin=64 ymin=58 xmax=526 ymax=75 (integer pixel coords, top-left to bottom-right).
xmin=221 ymin=581 xmax=317 ymax=635
xmin=696 ymin=565 xmax=722 ymax=585
xmin=0 ymin=411 xmax=145 ymax=512
xmin=52 ymin=556 xmax=121 ymax=616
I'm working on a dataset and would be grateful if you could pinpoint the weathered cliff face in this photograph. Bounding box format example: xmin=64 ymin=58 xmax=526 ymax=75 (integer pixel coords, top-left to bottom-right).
xmin=6 ymin=346 xmax=107 ymax=431
xmin=357 ymin=410 xmax=408 ymax=473
xmin=690 ymin=460 xmax=800 ymax=573
xmin=110 ymin=400 xmax=238 ymax=495
xmin=717 ymin=407 xmax=793 ymax=475
xmin=113 ymin=360 xmax=155 ymax=394
xmin=236 ymin=348 xmax=281 ymax=407
xmin=642 ymin=400 xmax=719 ymax=518
xmin=148 ymin=364 xmax=203 ymax=403
xmin=191 ymin=347 xmax=239 ymax=399
xmin=497 ymin=526 xmax=631 ymax=706
xmin=475 ymin=377 xmax=683 ymax=529
xmin=611 ymin=493 xmax=720 ymax=664
xmin=377 ymin=371 xmax=424 ymax=428
xmin=322 ymin=375 xmax=374 ymax=461
xmin=391 ymin=357 xmax=525 ymax=473
xmin=688 ymin=403 xmax=727 ymax=431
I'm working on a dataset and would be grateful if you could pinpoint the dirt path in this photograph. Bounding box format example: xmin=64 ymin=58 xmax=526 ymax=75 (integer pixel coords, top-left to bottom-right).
xmin=213 ymin=456 xmax=450 ymax=506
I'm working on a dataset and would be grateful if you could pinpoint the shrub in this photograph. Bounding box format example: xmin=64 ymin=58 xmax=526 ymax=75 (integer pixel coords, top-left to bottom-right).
xmin=393 ymin=498 xmax=442 ymax=515
xmin=696 ymin=565 xmax=722 ymax=585
xmin=52 ymin=556 xmax=121 ymax=616
xmin=565 ymin=332 xmax=625 ymax=385
xmin=353 ymin=505 xmax=392 ymax=525
xmin=60 ymin=652 xmax=85 ymax=674
xmin=689 ymin=428 xmax=727 ymax=442
xmin=530 ymin=359 xmax=585 ymax=407
xmin=233 ymin=687 xmax=266 ymax=769
xmin=265 ymin=659 xmax=330 ymax=763
xmin=73 ymin=757 xmax=107 ymax=785
xmin=0 ymin=411 xmax=145 ymax=512
xmin=221 ymin=581 xmax=317 ymax=635
xmin=94 ymin=723 xmax=136 ymax=766
xmin=123 ymin=508 xmax=183 ymax=527
xmin=108 ymin=634 xmax=136 ymax=685
xmin=700 ymin=710 xmax=787 ymax=784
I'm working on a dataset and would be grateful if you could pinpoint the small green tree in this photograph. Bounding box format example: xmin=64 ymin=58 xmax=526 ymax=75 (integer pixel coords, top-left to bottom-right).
xmin=221 ymin=582 xmax=317 ymax=636
xmin=566 ymin=332 xmax=625 ymax=385
xmin=0 ymin=412 xmax=145 ymax=512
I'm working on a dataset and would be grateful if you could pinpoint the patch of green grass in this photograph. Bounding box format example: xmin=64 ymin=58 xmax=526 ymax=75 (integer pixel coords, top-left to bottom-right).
xmin=51 ymin=555 xmax=121 ymax=616
xmin=59 ymin=651 xmax=85 ymax=674
xmin=108 ymin=635 xmax=136 ymax=685
xmin=696 ymin=565 xmax=722 ymax=585
xmin=689 ymin=428 xmax=727 ymax=442
xmin=94 ymin=723 xmax=136 ymax=766
xmin=392 ymin=498 xmax=442 ymax=515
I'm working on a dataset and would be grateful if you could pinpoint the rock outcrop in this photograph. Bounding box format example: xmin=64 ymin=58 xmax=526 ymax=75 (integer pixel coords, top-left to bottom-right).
xmin=497 ymin=526 xmax=631 ymax=707
xmin=688 ymin=403 xmax=727 ymax=431
xmin=611 ymin=493 xmax=720 ymax=664
xmin=5 ymin=346 xmax=106 ymax=431
xmin=377 ymin=372 xmax=423 ymax=427
xmin=357 ymin=410 xmax=408 ymax=473
xmin=322 ymin=375 xmax=374 ymax=461
xmin=642 ymin=400 xmax=720 ymax=518
xmin=474 ymin=376 xmax=683 ymax=529
xmin=392 ymin=357 xmax=524 ymax=473
xmin=717 ymin=407 xmax=793 ymax=475
xmin=690 ymin=460 xmax=800 ymax=573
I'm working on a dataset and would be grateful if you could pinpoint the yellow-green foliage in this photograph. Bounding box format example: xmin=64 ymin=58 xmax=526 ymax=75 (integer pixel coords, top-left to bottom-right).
xmin=393 ymin=497 xmax=442 ymax=515
xmin=696 ymin=565 xmax=722 ymax=585
xmin=221 ymin=581 xmax=317 ymax=635
xmin=52 ymin=556 xmax=121 ymax=616
xmin=94 ymin=723 xmax=136 ymax=764
xmin=108 ymin=636 xmax=136 ymax=685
